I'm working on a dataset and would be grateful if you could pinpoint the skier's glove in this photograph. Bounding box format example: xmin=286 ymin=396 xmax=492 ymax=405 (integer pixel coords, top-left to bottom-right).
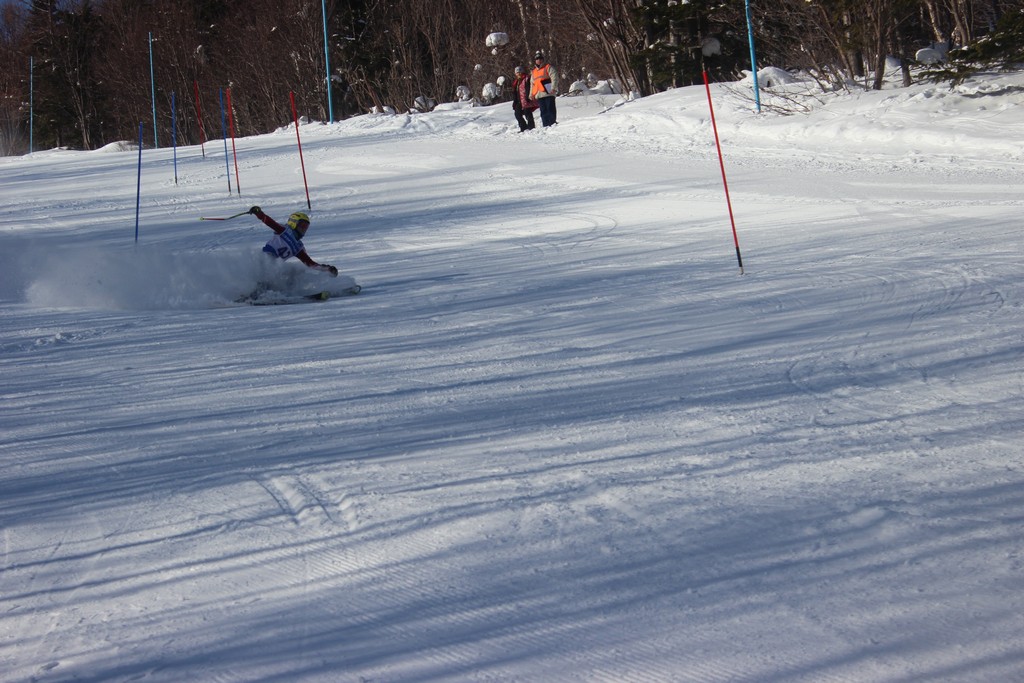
xmin=321 ymin=264 xmax=339 ymax=277
xmin=248 ymin=206 xmax=262 ymax=215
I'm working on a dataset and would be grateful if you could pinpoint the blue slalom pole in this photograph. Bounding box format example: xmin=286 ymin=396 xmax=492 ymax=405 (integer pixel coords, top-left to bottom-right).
xmin=321 ymin=0 xmax=334 ymax=123
xmin=171 ymin=91 xmax=178 ymax=184
xmin=149 ymin=32 xmax=159 ymax=147
xmin=29 ymin=56 xmax=33 ymax=154
xmin=744 ymin=0 xmax=761 ymax=113
xmin=219 ymin=88 xmax=232 ymax=193
xmin=135 ymin=122 xmax=143 ymax=243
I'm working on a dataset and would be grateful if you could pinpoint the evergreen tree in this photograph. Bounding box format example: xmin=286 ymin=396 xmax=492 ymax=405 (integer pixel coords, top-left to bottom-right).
xmin=630 ymin=0 xmax=742 ymax=89
xmin=926 ymin=8 xmax=1024 ymax=84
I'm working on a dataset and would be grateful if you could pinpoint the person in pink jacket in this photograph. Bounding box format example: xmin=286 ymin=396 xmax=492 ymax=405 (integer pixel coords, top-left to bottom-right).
xmin=512 ymin=65 xmax=538 ymax=132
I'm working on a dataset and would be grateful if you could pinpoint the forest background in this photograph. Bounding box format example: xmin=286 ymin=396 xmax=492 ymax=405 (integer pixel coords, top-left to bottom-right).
xmin=1 ymin=0 xmax=1022 ymax=155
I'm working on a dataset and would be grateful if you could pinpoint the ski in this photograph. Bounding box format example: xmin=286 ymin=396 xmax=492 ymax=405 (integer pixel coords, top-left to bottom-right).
xmin=240 ymin=284 xmax=361 ymax=306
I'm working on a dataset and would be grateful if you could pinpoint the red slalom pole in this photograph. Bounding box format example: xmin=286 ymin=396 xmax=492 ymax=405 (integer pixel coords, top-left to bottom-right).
xmin=290 ymin=91 xmax=312 ymax=210
xmin=703 ymin=71 xmax=744 ymax=274
xmin=226 ymin=87 xmax=241 ymax=194
xmin=193 ymin=80 xmax=206 ymax=157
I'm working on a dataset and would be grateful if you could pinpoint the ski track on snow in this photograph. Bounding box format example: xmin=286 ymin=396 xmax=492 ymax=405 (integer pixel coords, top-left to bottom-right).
xmin=4 ymin=74 xmax=1024 ymax=682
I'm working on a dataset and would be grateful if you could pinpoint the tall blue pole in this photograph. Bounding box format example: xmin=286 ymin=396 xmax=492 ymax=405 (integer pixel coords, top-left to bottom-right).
xmin=171 ymin=91 xmax=178 ymax=184
xmin=744 ymin=0 xmax=761 ymax=113
xmin=135 ymin=122 xmax=143 ymax=243
xmin=321 ymin=0 xmax=334 ymax=123
xmin=149 ymin=32 xmax=159 ymax=147
xmin=29 ymin=56 xmax=33 ymax=154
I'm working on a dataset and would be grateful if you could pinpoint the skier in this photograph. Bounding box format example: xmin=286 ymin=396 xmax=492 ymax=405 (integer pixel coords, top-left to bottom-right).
xmin=248 ymin=206 xmax=337 ymax=276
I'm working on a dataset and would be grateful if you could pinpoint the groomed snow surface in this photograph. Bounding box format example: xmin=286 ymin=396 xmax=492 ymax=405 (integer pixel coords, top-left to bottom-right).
xmin=2 ymin=72 xmax=1024 ymax=682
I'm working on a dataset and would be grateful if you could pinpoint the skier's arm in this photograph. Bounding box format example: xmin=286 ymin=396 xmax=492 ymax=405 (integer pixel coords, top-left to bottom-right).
xmin=249 ymin=206 xmax=285 ymax=234
xmin=296 ymin=250 xmax=338 ymax=276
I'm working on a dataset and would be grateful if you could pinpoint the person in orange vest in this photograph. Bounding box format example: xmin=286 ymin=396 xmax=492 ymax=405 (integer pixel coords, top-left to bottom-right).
xmin=512 ymin=66 xmax=538 ymax=131
xmin=530 ymin=51 xmax=558 ymax=127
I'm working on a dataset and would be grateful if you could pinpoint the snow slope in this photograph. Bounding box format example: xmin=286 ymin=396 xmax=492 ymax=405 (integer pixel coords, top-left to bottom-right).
xmin=2 ymin=72 xmax=1024 ymax=682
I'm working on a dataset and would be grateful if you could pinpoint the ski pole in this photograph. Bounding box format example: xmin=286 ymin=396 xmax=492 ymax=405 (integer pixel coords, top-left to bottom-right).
xmin=199 ymin=210 xmax=250 ymax=221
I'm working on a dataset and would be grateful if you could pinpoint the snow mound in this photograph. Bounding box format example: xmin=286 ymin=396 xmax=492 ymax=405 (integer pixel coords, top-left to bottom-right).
xmin=94 ymin=141 xmax=138 ymax=153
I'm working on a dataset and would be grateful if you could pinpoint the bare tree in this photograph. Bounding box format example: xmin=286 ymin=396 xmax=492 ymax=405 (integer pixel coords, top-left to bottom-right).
xmin=25 ymin=0 xmax=106 ymax=149
xmin=0 ymin=3 xmax=29 ymax=155
xmin=571 ymin=0 xmax=648 ymax=95
xmin=7 ymin=0 xmax=1024 ymax=153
